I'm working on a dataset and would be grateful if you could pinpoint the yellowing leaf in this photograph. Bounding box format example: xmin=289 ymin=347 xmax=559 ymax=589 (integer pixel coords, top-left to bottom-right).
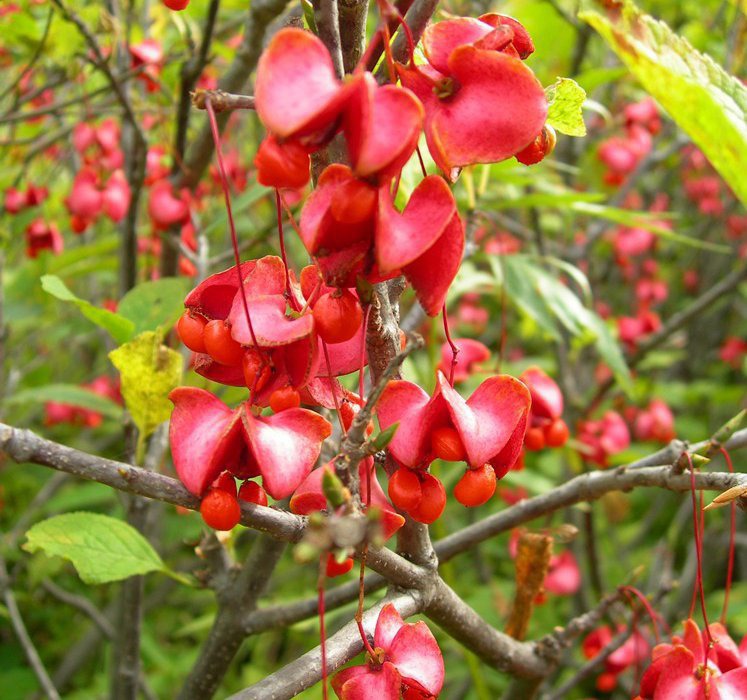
xmin=580 ymin=0 xmax=747 ymax=205
xmin=109 ymin=332 xmax=182 ymax=438
xmin=546 ymin=77 xmax=587 ymax=136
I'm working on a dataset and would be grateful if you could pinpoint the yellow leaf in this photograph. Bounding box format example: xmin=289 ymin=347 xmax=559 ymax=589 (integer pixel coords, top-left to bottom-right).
xmin=109 ymin=332 xmax=182 ymax=438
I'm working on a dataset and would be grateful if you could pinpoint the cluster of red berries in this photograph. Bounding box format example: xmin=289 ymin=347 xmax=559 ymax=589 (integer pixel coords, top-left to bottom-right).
xmin=519 ymin=367 xmax=570 ymax=453
xmin=199 ymin=472 xmax=268 ymax=531
xmin=177 ymin=258 xmax=363 ymax=407
xmin=388 ymin=426 xmax=499 ymax=523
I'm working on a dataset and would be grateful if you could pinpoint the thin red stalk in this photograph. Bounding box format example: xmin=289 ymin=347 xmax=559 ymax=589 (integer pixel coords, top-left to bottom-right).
xmin=621 ymin=586 xmax=662 ymax=643
xmin=374 ymin=1 xmax=398 ymax=84
xmin=204 ymin=98 xmax=259 ymax=348
xmin=359 ymin=304 xmax=372 ymax=400
xmin=498 ymin=277 xmax=507 ymax=373
xmin=718 ymin=446 xmax=736 ymax=624
xmin=442 ymin=304 xmax=459 ymax=385
xmin=377 ymin=0 xmax=416 ymax=65
xmin=356 ymin=614 xmax=377 ymax=658
xmin=689 ymin=559 xmax=699 ymax=619
xmin=300 ymin=279 xmax=323 ymax=315
xmin=392 ymin=171 xmax=402 ymax=199
xmin=381 ymin=25 xmax=397 ymax=83
xmin=390 ymin=6 xmax=416 ymax=63
xmin=322 ymin=340 xmax=346 ymax=435
xmin=631 ymin=605 xmax=642 ymax=689
xmin=685 ymin=453 xmax=713 ymax=655
xmin=317 ymin=559 xmax=329 ymax=700
xmin=275 ymin=188 xmax=298 ymax=311
xmin=355 ymin=26 xmax=385 ymax=74
xmin=355 ymin=466 xmax=375 ymax=657
xmin=277 ymin=191 xmax=304 ymax=239
xmin=415 ymin=146 xmax=427 ymax=178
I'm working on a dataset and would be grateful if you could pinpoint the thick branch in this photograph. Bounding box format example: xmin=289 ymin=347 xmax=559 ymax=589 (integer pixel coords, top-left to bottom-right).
xmin=178 ymin=536 xmax=286 ymax=700
xmin=0 ymin=423 xmax=304 ymax=542
xmin=313 ymin=0 xmax=345 ymax=79
xmin=374 ymin=0 xmax=438 ymax=82
xmin=339 ymin=0 xmax=369 ymax=72
xmin=425 ymin=577 xmax=548 ymax=678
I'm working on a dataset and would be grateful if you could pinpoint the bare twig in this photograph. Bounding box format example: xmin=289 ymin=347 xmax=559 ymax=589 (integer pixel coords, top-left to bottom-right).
xmin=0 ymin=553 xmax=61 ymax=700
xmin=191 ymin=89 xmax=256 ymax=112
xmin=41 ymin=580 xmax=115 ymax=639
xmin=4 ymin=472 xmax=69 ymax=550
xmin=227 ymin=591 xmax=424 ymax=700
xmin=49 ymin=0 xmax=143 ymax=139
xmin=544 ymin=626 xmax=630 ymax=700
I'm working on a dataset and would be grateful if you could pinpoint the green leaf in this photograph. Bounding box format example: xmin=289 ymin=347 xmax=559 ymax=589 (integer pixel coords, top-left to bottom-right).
xmin=7 ymin=384 xmax=122 ymax=419
xmin=372 ymin=422 xmax=399 ymax=450
xmin=580 ymin=0 xmax=747 ymax=205
xmin=108 ymin=332 xmax=183 ymax=438
xmin=117 ymin=278 xmax=191 ymax=336
xmin=41 ymin=275 xmax=134 ymax=344
xmin=546 ymin=77 xmax=587 ymax=136
xmin=23 ymin=513 xmax=166 ymax=584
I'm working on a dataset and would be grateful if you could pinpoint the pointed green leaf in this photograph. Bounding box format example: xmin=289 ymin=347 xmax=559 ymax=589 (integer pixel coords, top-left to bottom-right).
xmin=41 ymin=275 xmax=134 ymax=344
xmin=23 ymin=513 xmax=165 ymax=584
xmin=372 ymin=422 xmax=399 ymax=451
xmin=546 ymin=77 xmax=587 ymax=136
xmin=109 ymin=332 xmax=183 ymax=438
xmin=580 ymin=0 xmax=747 ymax=205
